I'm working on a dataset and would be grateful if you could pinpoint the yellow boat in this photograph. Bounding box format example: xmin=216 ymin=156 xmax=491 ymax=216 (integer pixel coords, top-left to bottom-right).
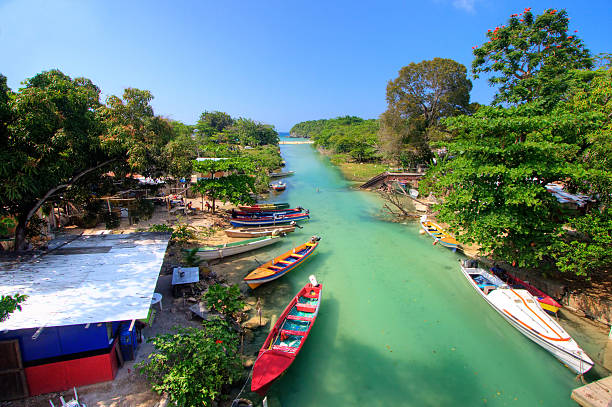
xmin=419 ymin=216 xmax=459 ymax=251
xmin=243 ymin=237 xmax=320 ymax=289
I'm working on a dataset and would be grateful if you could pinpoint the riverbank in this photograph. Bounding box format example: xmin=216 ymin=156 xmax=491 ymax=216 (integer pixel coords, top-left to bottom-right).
xmin=317 ymin=148 xmax=387 ymax=182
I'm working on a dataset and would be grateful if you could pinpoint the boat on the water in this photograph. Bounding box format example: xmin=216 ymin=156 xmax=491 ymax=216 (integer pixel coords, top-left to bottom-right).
xmin=232 ymin=207 xmax=306 ymax=218
xmin=460 ymin=260 xmax=593 ymax=374
xmin=230 ymin=212 xmax=309 ymax=227
xmin=244 ymin=236 xmax=320 ymax=289
xmin=490 ymin=266 xmax=562 ymax=314
xmin=224 ymin=225 xmax=296 ymax=238
xmin=270 ymin=182 xmax=286 ymax=191
xmin=269 ymin=171 xmax=295 ymax=178
xmin=194 ymin=236 xmax=282 ymax=260
xmin=420 ymin=215 xmax=459 ymax=251
xmin=239 ymin=203 xmax=290 ymax=211
xmin=251 ymin=275 xmax=322 ymax=396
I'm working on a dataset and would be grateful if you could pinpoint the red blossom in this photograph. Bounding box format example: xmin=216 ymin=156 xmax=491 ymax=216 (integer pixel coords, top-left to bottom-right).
xmin=216 ymin=340 xmax=223 ymax=344
xmin=568 ymin=36 xmax=573 ymax=39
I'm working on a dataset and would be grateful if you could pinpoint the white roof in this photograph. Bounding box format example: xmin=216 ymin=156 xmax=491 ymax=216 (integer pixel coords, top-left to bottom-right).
xmin=0 ymin=232 xmax=170 ymax=331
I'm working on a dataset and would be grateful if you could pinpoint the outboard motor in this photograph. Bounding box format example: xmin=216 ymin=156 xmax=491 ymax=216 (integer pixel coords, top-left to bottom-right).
xmin=309 ymin=274 xmax=319 ymax=287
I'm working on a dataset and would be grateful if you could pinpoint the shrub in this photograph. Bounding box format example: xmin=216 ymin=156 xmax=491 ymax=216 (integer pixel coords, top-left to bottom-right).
xmin=137 ymin=319 xmax=242 ymax=406
xmin=102 ymin=211 xmax=120 ymax=229
xmin=148 ymin=224 xmax=174 ymax=233
xmin=203 ymin=284 xmax=245 ymax=318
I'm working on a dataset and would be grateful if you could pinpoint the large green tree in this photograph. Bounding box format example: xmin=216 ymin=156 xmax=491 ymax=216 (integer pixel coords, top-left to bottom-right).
xmin=472 ymin=7 xmax=592 ymax=105
xmin=192 ymin=157 xmax=255 ymax=212
xmin=379 ymin=58 xmax=472 ymax=165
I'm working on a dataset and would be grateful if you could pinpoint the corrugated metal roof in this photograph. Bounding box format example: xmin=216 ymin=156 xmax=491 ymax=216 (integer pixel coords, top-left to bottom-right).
xmin=0 ymin=232 xmax=170 ymax=331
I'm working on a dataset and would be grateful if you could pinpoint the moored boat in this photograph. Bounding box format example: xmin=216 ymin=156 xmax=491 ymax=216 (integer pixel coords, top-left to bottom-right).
xmin=224 ymin=225 xmax=296 ymax=238
xmin=251 ymin=275 xmax=322 ymax=396
xmin=231 ymin=207 xmax=306 ymax=218
xmin=244 ymin=236 xmax=320 ymax=289
xmin=239 ymin=203 xmax=290 ymax=211
xmin=269 ymin=171 xmax=295 ymax=178
xmin=270 ymin=182 xmax=286 ymax=191
xmin=490 ymin=266 xmax=562 ymax=314
xmin=459 ymin=260 xmax=593 ymax=374
xmin=420 ymin=215 xmax=459 ymax=251
xmin=194 ymin=236 xmax=281 ymax=260
xmin=230 ymin=212 xmax=309 ymax=227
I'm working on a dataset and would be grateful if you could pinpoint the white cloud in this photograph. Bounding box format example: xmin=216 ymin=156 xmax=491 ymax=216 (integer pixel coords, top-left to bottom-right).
xmin=452 ymin=0 xmax=476 ymax=12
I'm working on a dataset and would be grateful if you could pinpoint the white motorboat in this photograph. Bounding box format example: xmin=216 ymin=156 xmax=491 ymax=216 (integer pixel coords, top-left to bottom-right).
xmin=459 ymin=260 xmax=593 ymax=374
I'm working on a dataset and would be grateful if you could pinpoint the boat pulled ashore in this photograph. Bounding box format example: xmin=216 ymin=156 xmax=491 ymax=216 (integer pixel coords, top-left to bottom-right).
xmin=419 ymin=215 xmax=459 ymax=251
xmin=270 ymin=182 xmax=286 ymax=191
xmin=491 ymin=266 xmax=562 ymax=314
xmin=244 ymin=236 xmax=320 ymax=289
xmin=224 ymin=224 xmax=296 ymax=238
xmin=239 ymin=203 xmax=290 ymax=211
xmin=460 ymin=260 xmax=593 ymax=374
xmin=251 ymin=275 xmax=322 ymax=396
xmin=231 ymin=207 xmax=306 ymax=218
xmin=230 ymin=211 xmax=309 ymax=227
xmin=194 ymin=236 xmax=281 ymax=260
xmin=269 ymin=171 xmax=294 ymax=178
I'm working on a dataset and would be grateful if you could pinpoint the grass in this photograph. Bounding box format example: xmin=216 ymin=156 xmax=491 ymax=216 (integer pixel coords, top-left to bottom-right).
xmin=329 ymin=153 xmax=387 ymax=183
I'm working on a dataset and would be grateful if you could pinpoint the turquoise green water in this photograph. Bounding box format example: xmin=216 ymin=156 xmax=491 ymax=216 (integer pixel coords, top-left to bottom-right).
xmin=253 ymin=140 xmax=579 ymax=406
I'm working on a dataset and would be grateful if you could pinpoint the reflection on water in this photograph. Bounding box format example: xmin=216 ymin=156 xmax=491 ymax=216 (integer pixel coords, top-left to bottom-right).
xmin=246 ymin=139 xmax=582 ymax=406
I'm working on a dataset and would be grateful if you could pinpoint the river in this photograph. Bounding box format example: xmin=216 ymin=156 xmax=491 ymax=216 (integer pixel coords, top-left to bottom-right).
xmin=250 ymin=137 xmax=581 ymax=406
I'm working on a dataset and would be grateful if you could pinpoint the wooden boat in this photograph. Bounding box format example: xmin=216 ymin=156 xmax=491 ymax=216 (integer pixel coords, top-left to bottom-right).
xmin=244 ymin=237 xmax=320 ymax=289
xmin=460 ymin=260 xmax=593 ymax=374
xmin=232 ymin=207 xmax=306 ymax=218
xmin=269 ymin=171 xmax=295 ymax=178
xmin=251 ymin=275 xmax=322 ymax=396
xmin=194 ymin=236 xmax=281 ymax=260
xmin=270 ymin=182 xmax=286 ymax=191
xmin=224 ymin=225 xmax=296 ymax=238
xmin=239 ymin=203 xmax=290 ymax=211
xmin=230 ymin=212 xmax=309 ymax=227
xmin=490 ymin=266 xmax=562 ymax=314
xmin=420 ymin=215 xmax=459 ymax=251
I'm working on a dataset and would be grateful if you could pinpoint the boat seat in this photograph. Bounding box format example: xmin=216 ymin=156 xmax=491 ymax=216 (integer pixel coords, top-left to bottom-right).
xmin=286 ymin=315 xmax=313 ymax=322
xmin=302 ymin=293 xmax=319 ymax=299
xmin=281 ymin=329 xmax=307 ymax=336
xmin=278 ymin=260 xmax=294 ymax=264
xmin=272 ymin=345 xmax=297 ymax=353
xmin=292 ymin=254 xmax=304 ymax=258
xmin=296 ymin=304 xmax=317 ymax=313
xmin=268 ymin=265 xmax=284 ymax=270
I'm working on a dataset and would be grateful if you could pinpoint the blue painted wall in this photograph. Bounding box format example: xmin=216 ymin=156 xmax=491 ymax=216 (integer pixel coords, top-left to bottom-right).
xmin=0 ymin=322 xmax=119 ymax=362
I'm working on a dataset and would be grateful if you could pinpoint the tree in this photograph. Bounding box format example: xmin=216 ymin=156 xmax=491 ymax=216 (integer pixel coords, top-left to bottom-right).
xmin=192 ymin=158 xmax=255 ymax=212
xmin=196 ymin=111 xmax=234 ymax=138
xmin=380 ymin=58 xmax=472 ymax=164
xmin=472 ymin=7 xmax=592 ymax=105
xmin=228 ymin=118 xmax=279 ymax=146
xmin=1 ymin=70 xmax=112 ymax=250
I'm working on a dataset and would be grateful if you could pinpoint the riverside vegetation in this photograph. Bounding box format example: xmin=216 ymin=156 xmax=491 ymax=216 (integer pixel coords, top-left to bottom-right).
xmin=291 ymin=7 xmax=611 ymax=282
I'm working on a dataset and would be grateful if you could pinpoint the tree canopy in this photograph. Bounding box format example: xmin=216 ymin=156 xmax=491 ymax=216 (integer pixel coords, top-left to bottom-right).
xmin=379 ymin=58 xmax=473 ymax=166
xmin=472 ymin=7 xmax=592 ymax=105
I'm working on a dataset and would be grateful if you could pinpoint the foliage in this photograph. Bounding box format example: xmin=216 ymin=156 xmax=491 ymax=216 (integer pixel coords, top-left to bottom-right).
xmin=102 ymin=211 xmax=120 ymax=229
xmin=163 ymin=132 xmax=198 ymax=180
xmin=0 ymin=217 xmax=16 ymax=237
xmin=192 ymin=158 xmax=256 ymax=212
xmin=380 ymin=58 xmax=472 ymax=164
xmin=137 ymin=319 xmax=242 ymax=407
xmin=227 ymin=118 xmax=279 ymax=146
xmin=25 ymin=215 xmax=47 ymax=239
xmin=182 ymin=248 xmax=203 ymax=267
xmin=550 ymin=208 xmax=612 ymax=277
xmin=148 ymin=223 xmax=195 ymax=244
xmin=196 ymin=111 xmax=235 ymax=138
xmin=292 ymin=116 xmax=380 ymax=163
xmin=0 ymin=294 xmax=27 ymax=322
xmin=290 ymin=119 xmax=328 ymax=138
xmin=203 ymin=283 xmax=245 ymax=318
xmin=421 ymin=66 xmax=612 ymax=276
xmin=472 ymin=7 xmax=592 ymax=105
xmin=147 ymin=223 xmax=174 ymax=233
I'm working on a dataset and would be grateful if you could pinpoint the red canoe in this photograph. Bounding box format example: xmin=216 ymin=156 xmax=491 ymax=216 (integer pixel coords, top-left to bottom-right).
xmin=251 ymin=276 xmax=322 ymax=396
xmin=491 ymin=266 xmax=562 ymax=314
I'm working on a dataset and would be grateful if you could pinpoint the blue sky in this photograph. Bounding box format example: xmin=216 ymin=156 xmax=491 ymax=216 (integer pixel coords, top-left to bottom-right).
xmin=1 ymin=0 xmax=610 ymax=131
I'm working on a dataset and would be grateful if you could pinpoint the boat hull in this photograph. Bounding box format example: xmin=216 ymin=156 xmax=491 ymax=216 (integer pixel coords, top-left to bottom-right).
xmin=244 ymin=239 xmax=319 ymax=288
xmin=419 ymin=218 xmax=459 ymax=251
xmin=224 ymin=226 xmax=295 ymax=238
xmin=460 ymin=264 xmax=593 ymax=374
xmin=195 ymin=236 xmax=281 ymax=260
xmin=230 ymin=213 xmax=309 ymax=227
xmin=251 ymin=280 xmax=322 ymax=395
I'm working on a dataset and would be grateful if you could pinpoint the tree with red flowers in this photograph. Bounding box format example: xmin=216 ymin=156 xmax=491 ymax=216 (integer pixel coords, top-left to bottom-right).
xmin=473 ymin=8 xmax=592 ymax=106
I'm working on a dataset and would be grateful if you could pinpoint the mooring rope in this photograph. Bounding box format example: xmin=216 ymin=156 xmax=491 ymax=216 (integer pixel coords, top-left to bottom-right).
xmin=231 ymin=353 xmax=261 ymax=407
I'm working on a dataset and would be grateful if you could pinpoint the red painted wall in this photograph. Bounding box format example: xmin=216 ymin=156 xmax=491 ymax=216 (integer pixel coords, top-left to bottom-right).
xmin=25 ymin=341 xmax=119 ymax=396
